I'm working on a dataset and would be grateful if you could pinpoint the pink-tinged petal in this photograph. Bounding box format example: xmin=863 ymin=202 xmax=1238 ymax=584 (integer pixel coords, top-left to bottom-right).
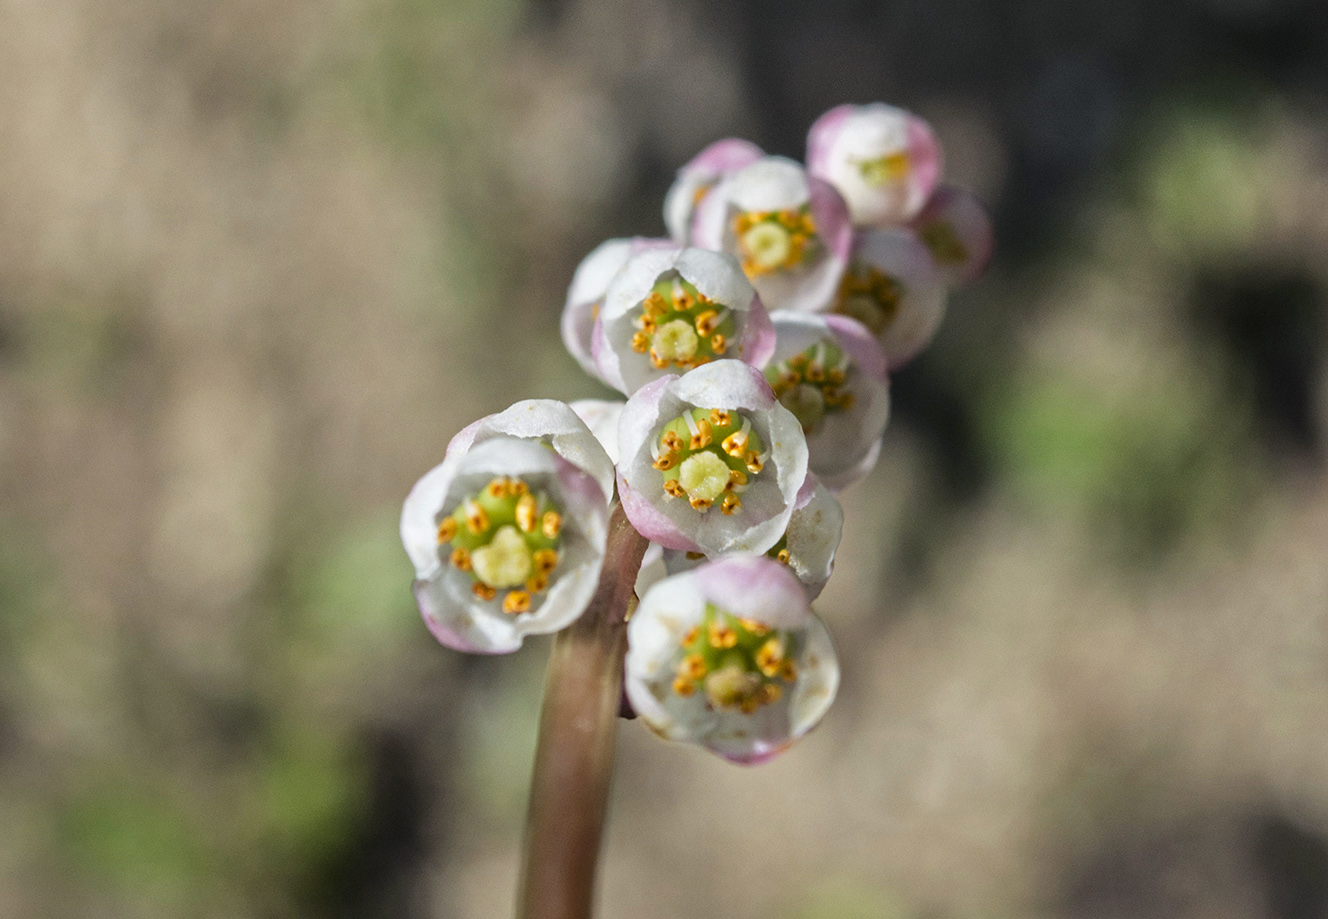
xmin=738 ymin=292 xmax=776 ymax=369
xmin=477 ymin=399 xmax=616 ymax=502
xmin=819 ymin=435 xmax=881 ymax=492
xmin=808 ymin=177 xmax=854 ymax=263
xmin=806 ymin=104 xmax=854 ymax=176
xmin=692 ymin=555 xmax=809 ymax=629
xmin=840 ymin=228 xmax=948 ymax=370
xmin=907 ymin=117 xmax=944 ymax=216
xmin=910 ymin=184 xmax=994 ymax=285
xmin=663 ymin=138 xmax=765 ymax=243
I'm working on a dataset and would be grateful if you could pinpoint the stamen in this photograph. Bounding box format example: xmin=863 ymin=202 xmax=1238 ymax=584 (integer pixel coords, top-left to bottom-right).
xmin=450 ymin=547 xmax=472 ymax=571
xmin=515 ymin=494 xmax=538 ymax=533
xmin=661 ymin=430 xmax=683 ymax=453
xmin=649 ymin=349 xmax=668 ymax=369
xmin=486 ymin=478 xmax=508 ymax=498
xmin=758 ymin=683 xmax=782 ymax=705
xmin=541 ymin=511 xmax=562 ymax=539
xmin=644 ymin=291 xmax=669 ymax=316
xmin=464 ymin=501 xmax=489 ymax=534
xmin=437 ymin=518 xmax=458 ymax=543
xmin=525 ymin=573 xmax=549 ymax=593
xmin=652 ymin=452 xmax=680 ymax=471
xmin=473 ymin=583 xmax=497 ymax=601
xmin=673 ymin=676 xmax=696 ymax=696
xmin=689 ymin=496 xmax=712 ymax=512
xmin=709 ymin=409 xmax=731 ymax=428
xmin=710 ymin=333 xmax=727 ymax=355
xmin=739 ymin=617 xmax=770 ymax=636
xmin=637 ymin=314 xmax=657 ymax=334
xmin=746 ymin=451 xmax=765 ymax=474
xmin=708 ymin=620 xmax=737 ymax=649
xmin=508 ymin=480 xmax=529 ymax=497
xmin=721 ymin=494 xmax=741 ymax=515
xmin=755 ymin=638 xmax=785 ymax=677
xmin=631 ymin=331 xmax=650 ymax=353
xmin=776 ymin=548 xmax=791 ymax=564
xmin=502 ymin=590 xmax=532 ymax=615
xmin=682 ymin=412 xmax=701 ymax=439
xmin=688 ymin=418 xmax=712 ymax=450
xmin=663 ymin=479 xmax=686 ymax=499
xmin=725 ymin=468 xmax=747 ymax=491
xmin=682 ymin=626 xmax=700 ymax=646
xmin=722 ymin=419 xmax=750 ymax=457
xmin=678 ymin=654 xmax=708 ymax=680
xmin=779 ymin=659 xmax=798 ymax=682
xmin=533 ymin=548 xmax=559 ymax=574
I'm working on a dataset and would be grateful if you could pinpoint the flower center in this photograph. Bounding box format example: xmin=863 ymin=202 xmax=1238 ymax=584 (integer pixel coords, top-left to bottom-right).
xmin=854 ymin=150 xmax=911 ymax=187
xmin=435 ymin=476 xmax=563 ymax=615
xmin=833 ymin=263 xmax=902 ymax=336
xmin=765 ymin=339 xmax=854 ymax=435
xmin=731 ymin=207 xmax=819 ymax=276
xmin=652 ymin=408 xmax=767 ymax=515
xmin=918 ymin=219 xmax=969 ymax=266
xmin=630 ymin=275 xmax=736 ymax=372
xmin=671 ymin=606 xmax=799 ymax=713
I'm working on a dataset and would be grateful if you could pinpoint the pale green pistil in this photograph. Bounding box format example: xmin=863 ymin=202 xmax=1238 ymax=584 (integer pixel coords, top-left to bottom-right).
xmin=471 ymin=525 xmax=533 ymax=589
xmin=678 ymin=452 xmax=730 ymax=504
xmin=652 ymin=319 xmax=699 ymax=363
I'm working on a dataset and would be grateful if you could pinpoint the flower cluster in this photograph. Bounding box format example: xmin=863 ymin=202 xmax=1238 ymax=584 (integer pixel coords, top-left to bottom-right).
xmin=402 ymin=102 xmax=990 ymax=763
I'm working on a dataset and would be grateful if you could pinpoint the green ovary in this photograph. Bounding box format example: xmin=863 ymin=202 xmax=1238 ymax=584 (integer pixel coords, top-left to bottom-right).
xmin=764 ymin=338 xmax=854 ymax=435
xmin=631 ymin=275 xmax=736 ymax=372
xmin=470 ymin=526 xmax=532 ymax=588
xmin=653 ymin=408 xmax=767 ymax=515
xmin=670 ymin=606 xmax=799 ymax=713
xmin=832 ymin=262 xmax=902 ymax=335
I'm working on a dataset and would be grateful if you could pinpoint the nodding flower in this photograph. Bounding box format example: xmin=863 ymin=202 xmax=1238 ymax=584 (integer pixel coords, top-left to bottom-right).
xmin=806 ymin=102 xmax=942 ymax=227
xmin=401 ymin=401 xmax=614 ymax=654
xmin=909 ymin=184 xmax=995 ymax=287
xmin=692 ymin=156 xmax=853 ymax=314
xmin=624 ymin=555 xmax=839 ymax=764
xmin=615 ymin=360 xmax=808 ymax=557
xmin=592 ymin=247 xmax=775 ymax=396
xmin=662 ymin=137 xmax=765 ymax=244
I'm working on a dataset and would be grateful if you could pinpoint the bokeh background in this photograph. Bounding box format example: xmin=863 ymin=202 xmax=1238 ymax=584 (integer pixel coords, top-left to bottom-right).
xmin=4 ymin=0 xmax=1328 ymax=916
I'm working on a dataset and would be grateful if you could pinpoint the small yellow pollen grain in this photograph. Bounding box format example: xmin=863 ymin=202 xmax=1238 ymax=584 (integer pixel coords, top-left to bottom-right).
xmin=437 ymin=518 xmax=458 ymax=543
xmin=515 ymin=494 xmax=538 ymax=533
xmin=502 ymin=590 xmax=532 ymax=614
xmin=533 ymin=548 xmax=559 ymax=574
xmin=472 ymin=583 xmax=497 ymax=601
xmin=673 ymin=677 xmax=696 ymax=696
xmin=721 ymin=494 xmax=741 ymax=515
xmin=450 ymin=548 xmax=472 ymax=571
xmin=710 ymin=333 xmax=727 ymax=355
xmin=776 ymin=548 xmax=791 ymax=565
xmin=708 ymin=621 xmax=737 ymax=649
xmin=541 ymin=511 xmax=562 ymax=539
xmin=464 ymin=501 xmax=489 ymax=535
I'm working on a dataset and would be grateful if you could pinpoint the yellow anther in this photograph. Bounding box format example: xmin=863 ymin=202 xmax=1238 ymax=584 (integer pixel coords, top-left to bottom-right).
xmin=708 ymin=620 xmax=737 ymax=649
xmin=472 ymin=582 xmax=497 ymax=601
xmin=637 ymin=314 xmax=657 ymax=334
xmin=919 ymin=221 xmax=969 ymax=265
xmin=516 ymin=493 xmax=538 ymax=533
xmin=756 ymin=638 xmax=785 ymax=677
xmin=526 ymin=573 xmax=549 ymax=593
xmin=450 ymin=548 xmax=472 ymax=571
xmin=779 ymin=659 xmax=798 ymax=682
xmin=663 ymin=479 xmax=686 ymax=499
xmin=661 ymin=430 xmax=683 ymax=452
xmin=827 ymin=367 xmax=847 ymax=385
xmin=631 ymin=331 xmax=650 ymax=353
xmin=682 ymin=625 xmax=700 ymax=647
xmin=541 ymin=511 xmax=562 ymax=539
xmin=673 ymin=676 xmax=696 ymax=696
xmin=652 ymin=452 xmax=680 ymax=471
xmin=746 ymin=453 xmax=764 ymax=474
xmin=805 ymin=363 xmax=825 ymax=383
xmin=739 ymin=695 xmax=761 ymax=715
xmin=485 ymin=478 xmax=507 ymax=498
xmin=710 ymin=333 xmax=727 ymax=355
xmin=644 ymin=291 xmax=669 ymax=316
xmin=694 ymin=310 xmax=720 ymax=336
xmin=674 ymin=288 xmax=695 ymax=311
xmin=709 ymin=409 xmax=731 ymax=428
xmin=789 ymin=353 xmax=809 ymax=368
xmin=508 ymin=479 xmax=529 ymax=497
xmin=692 ymin=356 xmax=713 ymax=367
xmin=722 ymin=431 xmax=748 ymax=457
xmin=721 ymin=494 xmax=741 ymax=515
xmin=758 ymin=682 xmax=782 ymax=705
xmin=649 ymin=350 xmax=669 ymax=369
xmin=776 ymin=548 xmax=791 ymax=564
xmin=689 ymin=418 xmax=712 ymax=450
xmin=437 ymin=517 xmax=458 ymax=543
xmin=502 ymin=590 xmax=532 ymax=614
xmin=726 ymin=468 xmax=747 ymax=491
xmin=739 ymin=617 xmax=770 ymax=637
xmin=678 ymin=653 xmax=708 ymax=680
xmin=689 ymin=496 xmax=712 ymax=512
xmin=533 ymin=548 xmax=559 ymax=574
xmin=464 ymin=501 xmax=489 ymax=534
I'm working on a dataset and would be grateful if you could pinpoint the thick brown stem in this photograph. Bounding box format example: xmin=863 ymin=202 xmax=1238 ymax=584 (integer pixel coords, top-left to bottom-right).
xmin=516 ymin=504 xmax=648 ymax=919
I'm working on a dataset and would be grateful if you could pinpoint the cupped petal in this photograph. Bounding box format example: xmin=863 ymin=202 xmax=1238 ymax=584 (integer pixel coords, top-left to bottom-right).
xmin=473 ymin=399 xmax=616 ymax=503
xmin=624 ymin=557 xmax=839 ymax=764
xmin=569 ymin=399 xmax=625 ymax=465
xmin=910 ymin=184 xmax=994 ymax=285
xmin=807 ymin=102 xmax=943 ymax=226
xmin=663 ymin=138 xmax=765 ymax=243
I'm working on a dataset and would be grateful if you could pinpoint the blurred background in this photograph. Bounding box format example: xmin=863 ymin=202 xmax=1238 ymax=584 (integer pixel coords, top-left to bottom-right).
xmin=3 ymin=0 xmax=1328 ymax=916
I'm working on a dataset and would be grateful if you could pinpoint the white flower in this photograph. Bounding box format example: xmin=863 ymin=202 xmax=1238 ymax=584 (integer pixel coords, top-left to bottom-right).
xmin=568 ymin=398 xmax=625 ymax=465
xmin=625 ymin=555 xmax=839 ymax=764
xmin=593 ymin=247 xmax=774 ymax=396
xmin=401 ymin=401 xmax=614 ymax=653
xmin=764 ymin=312 xmax=890 ymax=489
xmin=616 ymin=360 xmax=807 ymax=556
xmin=910 ymin=184 xmax=994 ymax=286
xmin=692 ymin=156 xmax=853 ymax=313
xmin=807 ymin=103 xmax=942 ymax=226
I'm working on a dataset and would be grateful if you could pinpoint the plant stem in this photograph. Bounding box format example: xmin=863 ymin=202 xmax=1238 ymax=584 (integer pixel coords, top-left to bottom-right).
xmin=516 ymin=504 xmax=648 ymax=919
